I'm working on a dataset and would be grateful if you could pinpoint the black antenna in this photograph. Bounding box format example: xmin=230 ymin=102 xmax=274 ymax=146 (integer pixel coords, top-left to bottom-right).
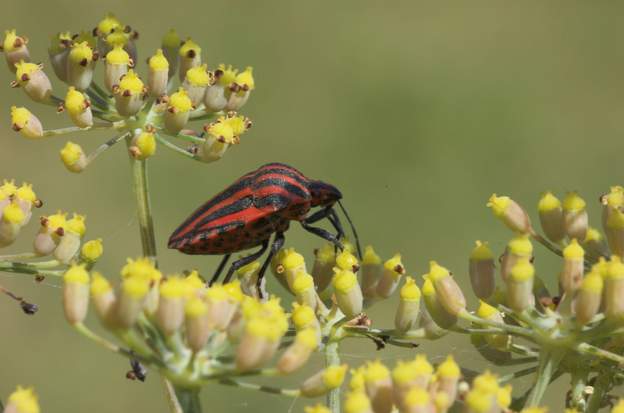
xmin=338 ymin=200 xmax=362 ymax=259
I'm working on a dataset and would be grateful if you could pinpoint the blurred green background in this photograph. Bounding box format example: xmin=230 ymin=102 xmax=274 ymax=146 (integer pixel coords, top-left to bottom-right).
xmin=1 ymin=0 xmax=622 ymax=411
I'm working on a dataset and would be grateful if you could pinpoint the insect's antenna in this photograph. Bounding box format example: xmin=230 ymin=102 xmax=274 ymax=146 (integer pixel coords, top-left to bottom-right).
xmin=338 ymin=200 xmax=362 ymax=260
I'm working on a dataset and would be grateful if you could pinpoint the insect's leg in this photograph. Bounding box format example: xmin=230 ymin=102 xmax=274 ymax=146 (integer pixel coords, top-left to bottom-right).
xmin=300 ymin=221 xmax=344 ymax=250
xmin=303 ymin=206 xmax=345 ymax=239
xmin=209 ymin=254 xmax=231 ymax=286
xmin=222 ymin=239 xmax=270 ymax=284
xmin=303 ymin=206 xmax=332 ymax=224
xmin=328 ymin=209 xmax=345 ymax=240
xmin=256 ymin=232 xmax=286 ymax=299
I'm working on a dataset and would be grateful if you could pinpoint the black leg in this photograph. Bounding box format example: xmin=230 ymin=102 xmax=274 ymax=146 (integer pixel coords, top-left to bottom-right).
xmin=303 ymin=206 xmax=344 ymax=240
xmin=301 ymin=221 xmax=343 ymax=250
xmin=209 ymin=254 xmax=231 ymax=286
xmin=222 ymin=239 xmax=270 ymax=284
xmin=256 ymin=232 xmax=286 ymax=298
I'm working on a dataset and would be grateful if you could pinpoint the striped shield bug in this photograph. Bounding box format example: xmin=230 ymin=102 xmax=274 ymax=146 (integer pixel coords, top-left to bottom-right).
xmin=168 ymin=162 xmax=361 ymax=292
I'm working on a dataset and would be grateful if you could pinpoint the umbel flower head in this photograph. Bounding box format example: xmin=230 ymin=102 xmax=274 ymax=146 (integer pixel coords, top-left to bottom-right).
xmin=3 ymin=13 xmax=257 ymax=173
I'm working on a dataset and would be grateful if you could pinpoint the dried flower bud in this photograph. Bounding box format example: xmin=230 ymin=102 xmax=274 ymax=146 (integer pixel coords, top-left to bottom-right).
xmin=148 ymin=49 xmax=169 ymax=96
xmin=113 ymin=70 xmax=145 ymax=116
xmin=60 ymin=142 xmax=87 ymax=173
xmin=4 ymin=386 xmax=40 ymax=413
xmin=2 ymin=30 xmax=30 ymax=71
xmin=574 ymin=270 xmax=603 ymax=325
xmin=164 ymin=88 xmax=193 ymax=134
xmin=67 ymin=41 xmax=96 ymax=91
xmin=300 ymin=364 xmax=348 ymax=398
xmin=312 ymin=242 xmax=336 ymax=293
xmin=394 ymin=277 xmax=421 ymax=333
xmin=183 ymin=64 xmax=211 ymax=106
xmin=362 ymin=360 xmax=393 ymax=413
xmin=277 ymin=328 xmax=318 ymax=374
xmin=344 ymin=391 xmax=373 ymax=413
xmin=376 ymin=253 xmax=405 ymax=298
xmin=333 ymin=269 xmax=363 ymax=318
xmin=178 ymin=38 xmax=201 ymax=82
xmin=90 ymin=272 xmax=116 ymax=325
xmin=560 ymin=239 xmax=584 ymax=294
xmin=292 ymin=271 xmax=317 ymax=310
xmin=115 ymin=276 xmax=149 ymax=329
xmin=185 ymin=297 xmax=211 ymax=352
xmin=487 ymin=194 xmax=531 ymax=234
xmin=563 ymin=192 xmax=588 ymax=241
xmin=161 ymin=29 xmax=180 ymax=79
xmin=360 ymin=245 xmax=382 ymax=299
xmin=469 ymin=241 xmax=495 ymax=299
xmin=10 ymin=106 xmax=43 ymax=139
xmin=500 ymin=234 xmax=533 ymax=281
xmin=538 ymin=191 xmax=565 ymax=243
xmin=506 ymin=259 xmax=535 ymax=313
xmin=605 ymin=257 xmax=624 ymax=320
xmin=426 ymin=261 xmax=465 ymax=316
xmin=14 ymin=61 xmax=52 ymax=103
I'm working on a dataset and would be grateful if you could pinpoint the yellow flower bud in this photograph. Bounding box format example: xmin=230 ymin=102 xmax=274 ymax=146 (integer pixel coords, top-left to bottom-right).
xmin=104 ymin=45 xmax=130 ymax=92
xmin=612 ymin=399 xmax=624 ymax=413
xmin=436 ymin=355 xmax=460 ymax=402
xmin=277 ymin=328 xmax=318 ymax=374
xmin=185 ymin=297 xmax=211 ymax=352
xmin=2 ymin=29 xmax=30 ymax=72
xmin=344 ymin=391 xmax=373 ymax=413
xmin=469 ymin=241 xmax=495 ymax=299
xmin=226 ymin=67 xmax=254 ymax=111
xmin=114 ymin=70 xmax=146 ymax=116
xmin=60 ymin=142 xmax=87 ymax=173
xmin=67 ymin=42 xmax=95 ymax=91
xmin=164 ymin=88 xmax=193 ymax=134
xmin=574 ymin=271 xmax=603 ymax=325
xmin=500 ymin=234 xmax=533 ymax=281
xmin=563 ymin=192 xmax=588 ymax=241
xmin=116 ymin=276 xmax=150 ymax=328
xmin=538 ymin=191 xmax=565 ymax=243
xmin=48 ymin=32 xmax=71 ymax=81
xmin=605 ymin=257 xmax=624 ymax=320
xmin=560 ymin=239 xmax=584 ymax=294
xmin=403 ymin=387 xmax=432 ymax=413
xmin=178 ymin=38 xmax=201 ymax=82
xmin=487 ymin=194 xmax=531 ymax=233
xmin=376 ymin=253 xmax=405 ymax=298
xmin=63 ymin=87 xmax=93 ymax=128
xmin=476 ymin=300 xmax=509 ymax=350
xmin=183 ymin=64 xmax=212 ymax=106
xmin=0 ymin=201 xmax=26 ymax=247
xmin=336 ymin=250 xmax=360 ymax=272
xmin=148 ymin=49 xmax=169 ymax=96
xmin=63 ymin=264 xmax=90 ymax=324
xmin=304 ymin=404 xmax=331 ymax=413
xmin=292 ymin=271 xmax=317 ymax=309
xmin=426 ymin=261 xmax=466 ymax=316
xmin=422 ymin=277 xmax=456 ymax=329
xmin=130 ymin=130 xmax=157 ymax=160
xmin=90 ymin=272 xmax=116 ymax=324
xmin=10 ymin=106 xmax=43 ymax=138
xmin=311 ymin=242 xmax=336 ymax=293
xmin=155 ymin=276 xmax=186 ymax=336
xmin=361 ymin=361 xmax=393 ymax=413
xmin=583 ymin=226 xmax=608 ymax=261
xmin=300 ymin=364 xmax=348 ymax=398
xmin=394 ymin=277 xmax=421 ymax=333
xmin=506 ymin=259 xmax=535 ymax=313
xmin=361 ymin=245 xmax=382 ymax=299
xmin=333 ymin=269 xmax=363 ymax=318
xmin=5 ymin=386 xmax=40 ymax=413
xmin=14 ymin=61 xmax=52 ymax=103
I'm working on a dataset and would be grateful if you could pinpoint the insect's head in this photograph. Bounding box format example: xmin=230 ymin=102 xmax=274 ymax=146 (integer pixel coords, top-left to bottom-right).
xmin=309 ymin=180 xmax=342 ymax=207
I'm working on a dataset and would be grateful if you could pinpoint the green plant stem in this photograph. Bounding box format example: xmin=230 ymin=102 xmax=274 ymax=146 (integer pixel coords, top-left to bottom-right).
xmin=162 ymin=380 xmax=183 ymax=413
xmin=525 ymin=350 xmax=564 ymax=407
xmin=324 ymin=341 xmax=341 ymax=413
xmin=174 ymin=387 xmax=202 ymax=413
xmin=218 ymin=379 xmax=300 ymax=397
xmin=155 ymin=134 xmax=202 ymax=160
xmin=129 ymin=150 xmax=158 ymax=262
xmin=0 ymin=261 xmax=62 ymax=277
xmin=586 ymin=372 xmax=611 ymax=413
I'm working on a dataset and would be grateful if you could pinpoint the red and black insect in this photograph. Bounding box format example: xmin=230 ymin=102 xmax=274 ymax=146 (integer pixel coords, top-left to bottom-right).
xmin=168 ymin=162 xmax=361 ymax=290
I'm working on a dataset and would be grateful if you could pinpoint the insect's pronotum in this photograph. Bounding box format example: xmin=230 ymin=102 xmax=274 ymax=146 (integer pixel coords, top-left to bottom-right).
xmin=168 ymin=162 xmax=361 ymax=292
